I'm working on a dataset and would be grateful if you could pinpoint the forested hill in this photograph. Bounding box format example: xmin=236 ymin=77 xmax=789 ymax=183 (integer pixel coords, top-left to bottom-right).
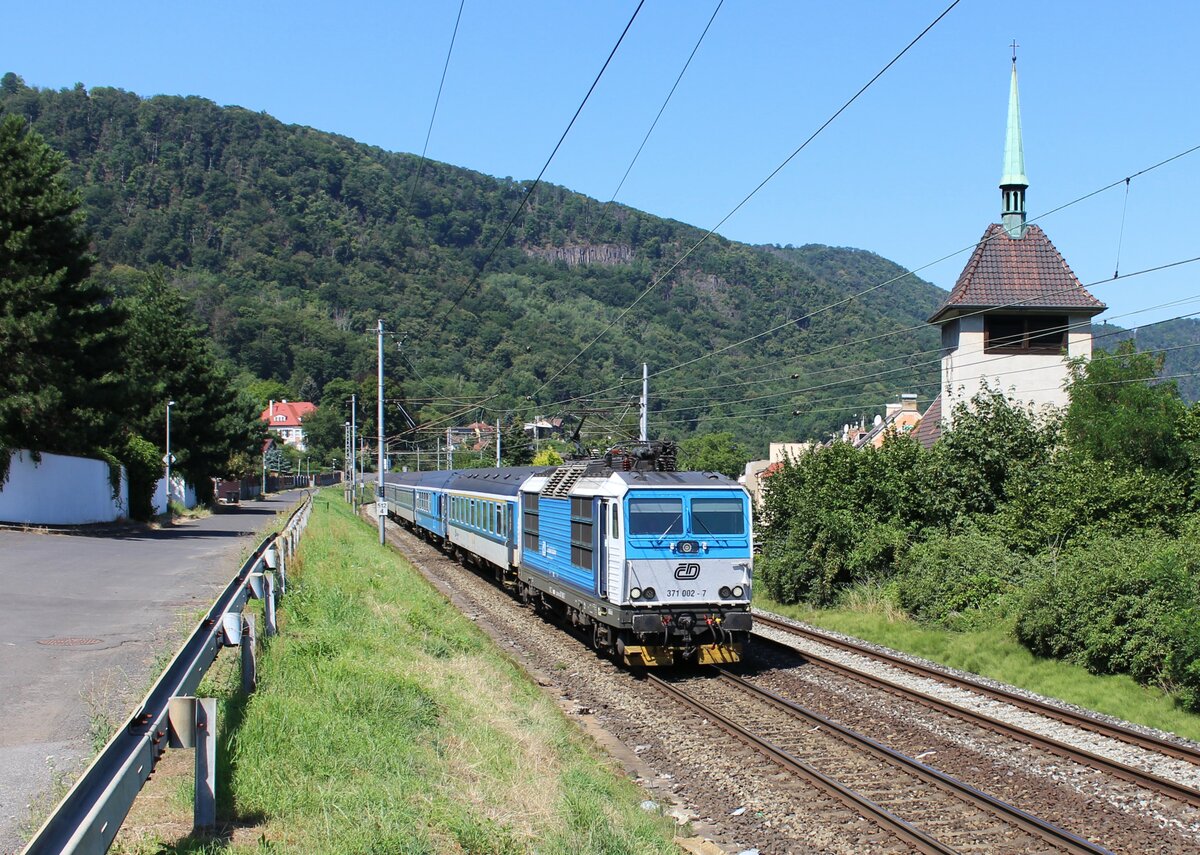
xmin=2 ymin=76 xmax=951 ymax=450
xmin=1094 ymin=318 xmax=1200 ymax=403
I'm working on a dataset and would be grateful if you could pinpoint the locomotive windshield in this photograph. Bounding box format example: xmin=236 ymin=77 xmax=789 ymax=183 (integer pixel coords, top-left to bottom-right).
xmin=628 ymin=494 xmax=747 ymax=537
xmin=691 ymin=498 xmax=745 ymax=535
xmin=628 ymin=498 xmax=683 ymax=535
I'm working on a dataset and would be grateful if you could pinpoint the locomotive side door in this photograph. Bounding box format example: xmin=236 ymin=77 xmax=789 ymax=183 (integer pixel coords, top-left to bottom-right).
xmin=602 ymin=498 xmax=623 ymax=603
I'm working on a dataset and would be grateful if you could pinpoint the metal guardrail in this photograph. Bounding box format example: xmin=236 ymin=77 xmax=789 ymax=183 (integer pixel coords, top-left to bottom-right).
xmin=21 ymin=493 xmax=314 ymax=855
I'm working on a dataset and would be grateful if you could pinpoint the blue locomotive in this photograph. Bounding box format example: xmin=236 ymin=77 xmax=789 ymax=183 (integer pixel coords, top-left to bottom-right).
xmin=382 ymin=449 xmax=753 ymax=666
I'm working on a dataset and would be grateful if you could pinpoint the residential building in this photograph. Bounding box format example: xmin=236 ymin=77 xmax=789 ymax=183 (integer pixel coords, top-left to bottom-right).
xmin=853 ymin=394 xmax=922 ymax=449
xmin=261 ymin=399 xmax=316 ymax=451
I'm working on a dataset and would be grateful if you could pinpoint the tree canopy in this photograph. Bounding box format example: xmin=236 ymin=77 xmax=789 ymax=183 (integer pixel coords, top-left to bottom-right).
xmin=0 ymin=113 xmax=127 ymax=456
xmin=0 ymin=107 xmax=265 ymax=510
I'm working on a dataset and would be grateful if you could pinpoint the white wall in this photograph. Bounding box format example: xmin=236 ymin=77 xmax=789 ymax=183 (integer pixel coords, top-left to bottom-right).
xmin=0 ymin=449 xmax=128 ymax=525
xmin=940 ymin=313 xmax=1092 ymax=427
xmin=151 ymin=476 xmax=198 ymax=515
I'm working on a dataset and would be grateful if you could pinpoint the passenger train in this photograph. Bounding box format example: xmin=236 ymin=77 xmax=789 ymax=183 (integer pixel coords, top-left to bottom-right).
xmin=381 ymin=445 xmax=753 ymax=666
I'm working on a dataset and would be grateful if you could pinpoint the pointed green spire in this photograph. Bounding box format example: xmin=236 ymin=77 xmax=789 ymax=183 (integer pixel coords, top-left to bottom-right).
xmin=1000 ymin=59 xmax=1028 ymax=188
xmin=1000 ymin=52 xmax=1028 ymax=237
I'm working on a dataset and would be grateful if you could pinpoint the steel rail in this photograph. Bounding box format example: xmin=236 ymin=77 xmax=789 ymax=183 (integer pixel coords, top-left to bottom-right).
xmin=709 ymin=669 xmax=1112 ymax=855
xmin=755 ymin=612 xmax=1200 ymax=766
xmin=21 ymin=493 xmax=313 ymax=855
xmin=644 ymin=673 xmax=956 ymax=855
xmin=751 ymin=628 xmax=1200 ymax=808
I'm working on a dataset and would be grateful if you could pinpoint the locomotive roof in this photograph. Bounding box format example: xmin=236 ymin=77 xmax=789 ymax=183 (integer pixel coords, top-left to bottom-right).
xmin=615 ymin=470 xmax=740 ymax=487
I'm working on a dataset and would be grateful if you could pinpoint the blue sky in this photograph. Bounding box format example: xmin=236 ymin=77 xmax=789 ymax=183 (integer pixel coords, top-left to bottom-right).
xmin=3 ymin=1 xmax=1197 ymax=328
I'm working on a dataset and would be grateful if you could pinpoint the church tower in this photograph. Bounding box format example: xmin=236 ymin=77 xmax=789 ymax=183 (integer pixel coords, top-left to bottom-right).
xmin=925 ymin=52 xmax=1106 ymax=432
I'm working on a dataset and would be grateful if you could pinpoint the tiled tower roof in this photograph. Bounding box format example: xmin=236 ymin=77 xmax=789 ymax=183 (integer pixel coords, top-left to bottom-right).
xmin=928 ymin=223 xmax=1106 ymax=324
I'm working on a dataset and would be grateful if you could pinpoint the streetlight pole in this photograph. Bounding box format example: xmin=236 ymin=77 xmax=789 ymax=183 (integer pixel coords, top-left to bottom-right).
xmin=164 ymin=400 xmax=175 ymax=515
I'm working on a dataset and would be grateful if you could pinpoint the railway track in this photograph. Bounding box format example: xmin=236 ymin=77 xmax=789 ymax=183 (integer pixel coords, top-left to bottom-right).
xmin=649 ymin=669 xmax=1111 ymax=854
xmin=753 ymin=613 xmax=1200 ymax=808
xmin=384 ymin=519 xmax=1195 ymax=852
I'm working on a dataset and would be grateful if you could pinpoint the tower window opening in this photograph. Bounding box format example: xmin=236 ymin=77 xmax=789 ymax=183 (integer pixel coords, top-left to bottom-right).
xmin=984 ymin=314 xmax=1067 ymax=354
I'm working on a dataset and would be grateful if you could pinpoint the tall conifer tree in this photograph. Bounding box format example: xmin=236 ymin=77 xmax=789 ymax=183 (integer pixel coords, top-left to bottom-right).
xmin=0 ymin=113 xmax=126 ymax=455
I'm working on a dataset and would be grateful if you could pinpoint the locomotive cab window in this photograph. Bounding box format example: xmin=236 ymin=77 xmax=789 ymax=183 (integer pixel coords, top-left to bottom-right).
xmin=629 ymin=498 xmax=683 ymax=536
xmin=691 ymin=498 xmax=745 ymax=535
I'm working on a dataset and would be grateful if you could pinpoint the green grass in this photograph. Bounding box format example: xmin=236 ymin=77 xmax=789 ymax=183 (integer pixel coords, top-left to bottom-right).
xmin=139 ymin=490 xmax=678 ymax=854
xmin=757 ymin=592 xmax=1200 ymax=743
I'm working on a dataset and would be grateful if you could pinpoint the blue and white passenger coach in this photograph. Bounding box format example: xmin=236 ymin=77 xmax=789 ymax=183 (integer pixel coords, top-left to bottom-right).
xmin=384 ymin=454 xmax=753 ymax=667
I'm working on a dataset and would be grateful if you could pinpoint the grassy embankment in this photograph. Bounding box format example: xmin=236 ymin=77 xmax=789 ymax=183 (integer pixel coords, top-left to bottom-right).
xmin=121 ymin=490 xmax=678 ymax=854
xmin=757 ymin=591 xmax=1200 ymax=743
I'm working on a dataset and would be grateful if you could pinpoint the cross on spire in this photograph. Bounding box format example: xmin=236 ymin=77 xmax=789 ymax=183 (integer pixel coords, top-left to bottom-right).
xmin=1010 ymin=39 xmax=1019 ymax=63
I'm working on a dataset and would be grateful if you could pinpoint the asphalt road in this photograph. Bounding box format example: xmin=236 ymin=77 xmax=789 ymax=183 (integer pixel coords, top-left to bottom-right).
xmin=0 ymin=490 xmax=305 ymax=853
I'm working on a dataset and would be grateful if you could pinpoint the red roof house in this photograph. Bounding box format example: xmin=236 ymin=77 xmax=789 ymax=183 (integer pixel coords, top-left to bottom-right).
xmin=261 ymin=400 xmax=317 ymax=451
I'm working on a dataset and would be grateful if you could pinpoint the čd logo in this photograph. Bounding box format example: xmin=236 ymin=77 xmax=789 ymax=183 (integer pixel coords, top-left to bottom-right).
xmin=674 ymin=563 xmax=701 ymax=580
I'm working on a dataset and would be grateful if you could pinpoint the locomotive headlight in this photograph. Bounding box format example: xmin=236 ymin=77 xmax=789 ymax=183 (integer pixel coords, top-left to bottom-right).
xmin=642 ymin=587 xmax=656 ymax=600
xmin=630 ymin=587 xmax=642 ymax=600
xmin=719 ymin=586 xmax=732 ymax=599
xmin=732 ymin=585 xmax=745 ymax=598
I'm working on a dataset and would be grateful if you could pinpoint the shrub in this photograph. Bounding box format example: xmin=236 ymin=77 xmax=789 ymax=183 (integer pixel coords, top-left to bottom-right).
xmin=990 ymin=454 xmax=1188 ymax=554
xmin=1015 ymin=534 xmax=1200 ymax=711
xmin=755 ymin=536 xmax=809 ymax=606
xmin=119 ymin=433 xmax=162 ymax=520
xmin=531 ymin=447 xmax=564 ymax=466
xmin=897 ymin=529 xmax=1025 ymax=629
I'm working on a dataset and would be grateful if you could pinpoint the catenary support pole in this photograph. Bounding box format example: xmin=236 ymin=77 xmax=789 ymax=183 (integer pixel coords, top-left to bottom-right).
xmin=640 ymin=363 xmax=648 ymax=442
xmin=378 ymin=319 xmax=386 ymax=545
xmin=351 ymin=393 xmax=357 ymax=509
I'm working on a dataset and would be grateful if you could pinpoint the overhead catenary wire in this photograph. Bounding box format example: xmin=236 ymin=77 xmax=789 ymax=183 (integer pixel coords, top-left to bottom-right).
xmin=391 ymin=316 xmax=1200 ymax=453
xmin=651 ymin=368 xmax=1200 ymax=432
xmin=642 ymin=321 xmax=1200 ymax=421
xmin=546 ymin=256 xmax=1200 ymax=416
xmin=523 ymin=0 xmax=965 ymax=404
xmin=393 ymin=20 xmax=1197 ymax=434
xmin=1114 ymin=177 xmax=1131 ymax=279
xmin=604 ymin=0 xmax=724 ymax=206
xmin=406 ymin=0 xmax=467 ymax=209
xmin=636 ymin=292 xmax=1200 ymax=408
xmin=430 ymin=0 xmax=647 ymax=328
xmin=535 ymin=144 xmax=1200 ymax=416
xmin=689 ymin=327 xmax=1200 ymax=422
xmin=399 ymin=255 xmax=1198 ymax=447
xmin=401 ymin=262 xmax=1199 ymax=444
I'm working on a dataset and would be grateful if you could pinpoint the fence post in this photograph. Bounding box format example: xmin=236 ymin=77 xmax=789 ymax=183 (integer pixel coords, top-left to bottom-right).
xmin=168 ymin=696 xmax=217 ymax=831
xmin=195 ymin=697 xmax=217 ymax=829
xmin=241 ymin=615 xmax=257 ymax=693
xmin=264 ymin=572 xmax=277 ymax=636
